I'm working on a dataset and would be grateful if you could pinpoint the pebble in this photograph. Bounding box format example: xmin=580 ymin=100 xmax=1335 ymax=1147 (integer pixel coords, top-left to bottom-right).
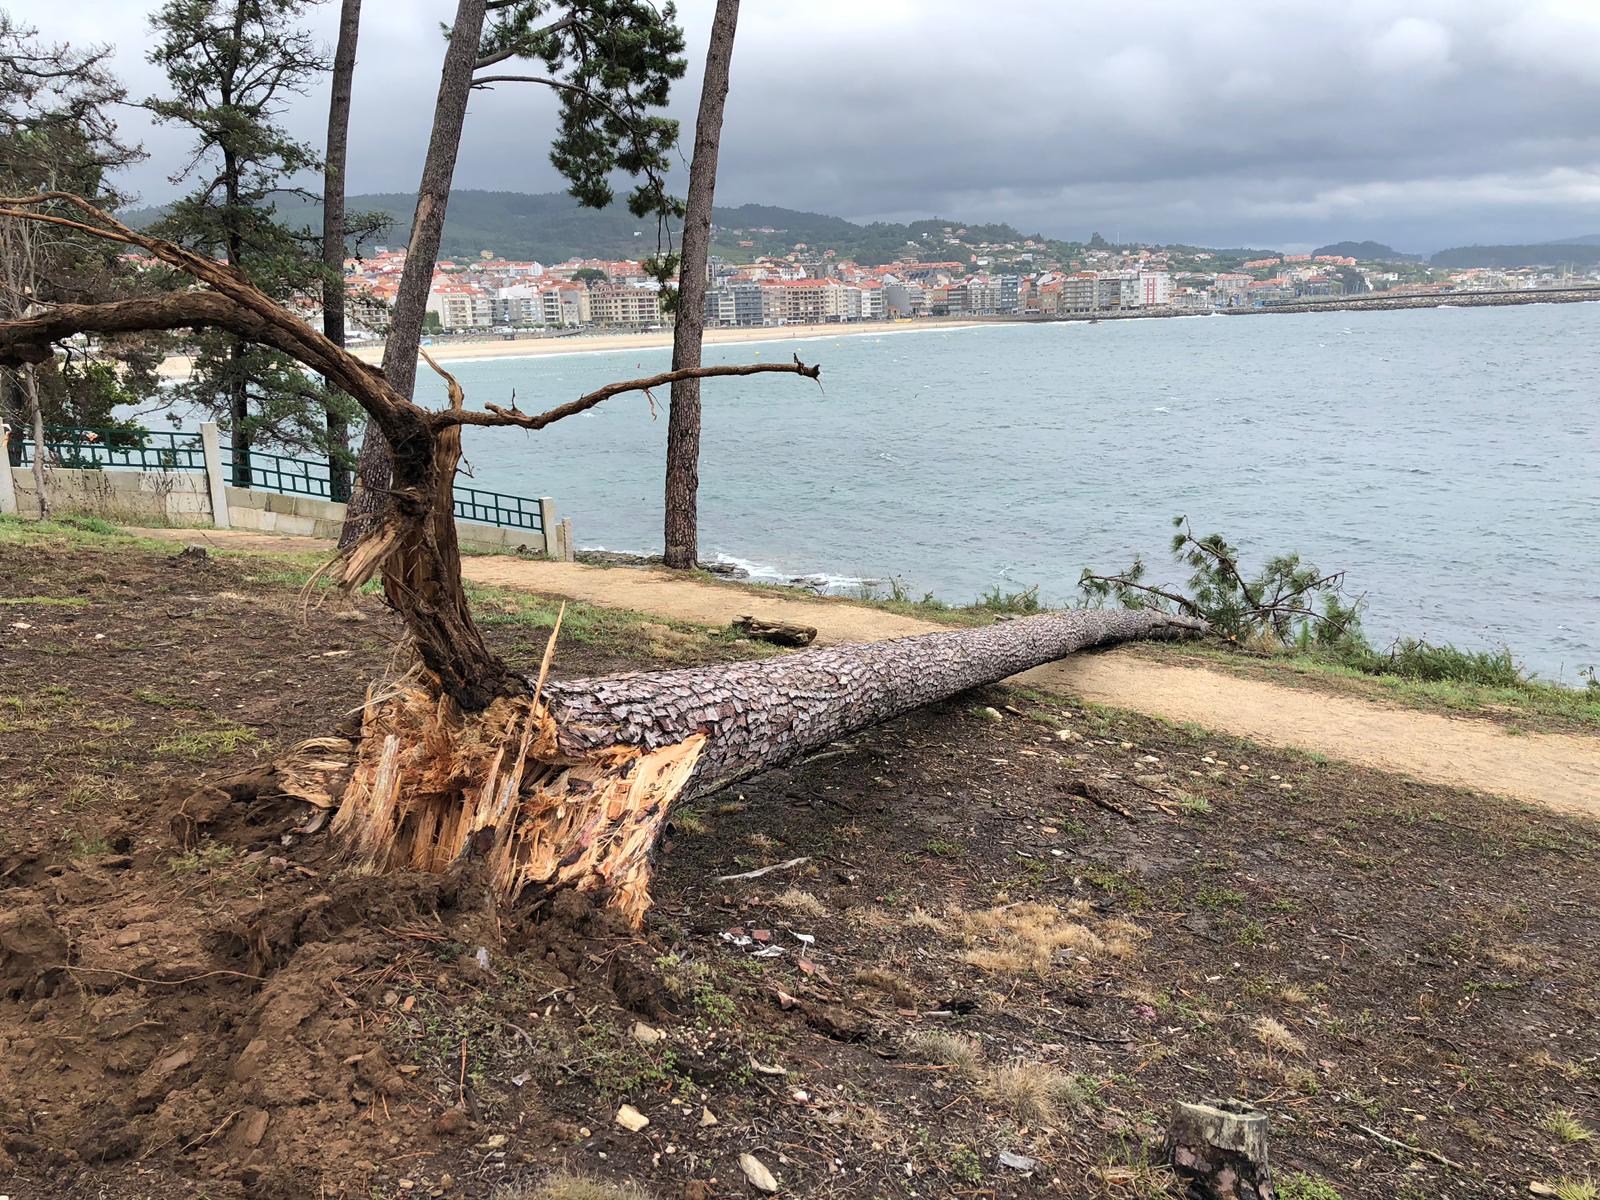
xmin=739 ymin=1153 xmax=780 ymax=1193
xmin=615 ymin=1104 xmax=650 ymax=1132
xmin=699 ymin=1107 xmax=718 ymax=1127
xmin=632 ymin=1021 xmax=664 ymax=1045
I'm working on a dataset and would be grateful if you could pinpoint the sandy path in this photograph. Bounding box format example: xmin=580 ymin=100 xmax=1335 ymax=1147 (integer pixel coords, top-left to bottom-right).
xmin=146 ymin=527 xmax=1599 ymax=819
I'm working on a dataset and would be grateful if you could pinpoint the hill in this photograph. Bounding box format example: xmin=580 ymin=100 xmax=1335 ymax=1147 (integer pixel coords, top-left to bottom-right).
xmin=112 ymin=190 xmax=1036 ymax=267
xmin=121 ymin=190 xmax=1039 ymax=267
xmin=1429 ymin=242 xmax=1600 ymax=269
xmin=1311 ymin=240 xmax=1419 ymax=261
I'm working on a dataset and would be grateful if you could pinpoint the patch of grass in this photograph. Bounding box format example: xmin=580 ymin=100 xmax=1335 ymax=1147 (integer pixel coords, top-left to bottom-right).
xmin=1279 ymin=1172 xmax=1343 ymax=1200
xmin=492 ymin=1169 xmax=655 ymax=1200
xmin=59 ymin=829 xmax=114 ymax=858
xmin=922 ymin=837 xmax=963 ymax=858
xmin=1544 ymin=1108 xmax=1595 ymax=1145
xmin=168 ymin=843 xmax=237 ymax=874
xmin=1549 ymin=1180 xmax=1598 ymax=1200
xmin=982 ymin=1060 xmax=1093 ymax=1125
xmin=155 ymin=723 xmax=260 ymax=759
xmin=1176 ymin=792 xmax=1213 ymax=815
xmin=1252 ymin=1015 xmax=1308 ymax=1056
xmin=946 ymin=1145 xmax=983 ymax=1184
xmin=1194 ymin=883 xmax=1247 ymax=911
xmin=773 ymin=888 xmax=826 ymax=918
xmin=0 ymin=595 xmax=90 ymax=607
xmin=903 ymin=1030 xmax=983 ymax=1077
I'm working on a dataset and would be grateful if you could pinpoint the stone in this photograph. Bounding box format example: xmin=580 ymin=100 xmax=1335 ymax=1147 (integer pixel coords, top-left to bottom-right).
xmin=632 ymin=1021 xmax=664 ymax=1045
xmin=699 ymin=1107 xmax=718 ymax=1127
xmin=239 ymin=1108 xmax=269 ymax=1148
xmin=739 ymin=1153 xmax=780 ymax=1193
xmin=615 ymin=1104 xmax=650 ymax=1132
xmin=999 ymin=1150 xmax=1039 ymax=1172
xmin=433 ymin=1107 xmax=469 ymax=1136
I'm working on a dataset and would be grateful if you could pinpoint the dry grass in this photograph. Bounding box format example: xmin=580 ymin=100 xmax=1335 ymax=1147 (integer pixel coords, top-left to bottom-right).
xmin=958 ymin=900 xmax=1134 ymax=975
xmin=493 ymin=1169 xmax=655 ymax=1200
xmin=773 ymin=888 xmax=826 ymax=918
xmin=902 ymin=1030 xmax=983 ymax=1077
xmin=982 ymin=1060 xmax=1094 ymax=1125
xmin=855 ymin=966 xmax=922 ymax=1009
xmin=1253 ymin=1016 xmax=1308 ymax=1056
xmin=904 ymin=905 xmax=949 ymax=934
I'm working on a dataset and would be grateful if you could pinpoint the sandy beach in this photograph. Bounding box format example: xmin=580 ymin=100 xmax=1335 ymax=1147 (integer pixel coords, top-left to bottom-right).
xmin=156 ymin=315 xmax=997 ymax=380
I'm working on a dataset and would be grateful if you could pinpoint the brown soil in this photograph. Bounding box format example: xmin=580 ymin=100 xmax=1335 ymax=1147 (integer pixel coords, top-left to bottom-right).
xmin=143 ymin=527 xmax=1600 ymax=818
xmin=4 ymin=537 xmax=1599 ymax=1199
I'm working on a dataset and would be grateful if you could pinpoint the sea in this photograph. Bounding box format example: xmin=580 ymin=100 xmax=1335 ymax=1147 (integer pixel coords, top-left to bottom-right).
xmin=413 ymin=302 xmax=1599 ymax=683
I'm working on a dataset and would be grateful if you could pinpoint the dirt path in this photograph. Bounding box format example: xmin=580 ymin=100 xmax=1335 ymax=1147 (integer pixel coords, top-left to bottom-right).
xmin=147 ymin=527 xmax=1600 ymax=818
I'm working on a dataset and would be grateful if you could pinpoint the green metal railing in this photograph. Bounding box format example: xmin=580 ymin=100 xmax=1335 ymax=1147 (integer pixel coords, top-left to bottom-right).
xmin=228 ymin=445 xmax=333 ymax=498
xmin=15 ymin=426 xmax=205 ymax=472
xmin=17 ymin=425 xmax=546 ymax=535
xmin=453 ymin=485 xmax=543 ymax=532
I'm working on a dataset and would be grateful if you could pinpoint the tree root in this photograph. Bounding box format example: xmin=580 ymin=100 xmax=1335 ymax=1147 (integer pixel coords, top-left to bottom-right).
xmin=278 ymin=686 xmax=704 ymax=926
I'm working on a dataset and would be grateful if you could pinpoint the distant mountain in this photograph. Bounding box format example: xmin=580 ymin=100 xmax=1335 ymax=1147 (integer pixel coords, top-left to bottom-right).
xmin=120 ymin=190 xmax=1037 ymax=267
xmin=1429 ymin=243 xmax=1600 ymax=269
xmin=1544 ymin=234 xmax=1600 ymax=247
xmin=1311 ymin=240 xmax=1419 ymax=262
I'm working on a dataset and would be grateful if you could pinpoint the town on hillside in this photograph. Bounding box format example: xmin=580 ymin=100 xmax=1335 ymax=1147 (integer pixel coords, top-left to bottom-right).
xmin=321 ymin=224 xmax=1600 ymax=338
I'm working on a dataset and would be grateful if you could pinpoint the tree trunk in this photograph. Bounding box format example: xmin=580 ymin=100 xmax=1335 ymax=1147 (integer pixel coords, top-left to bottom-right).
xmin=306 ymin=607 xmax=1200 ymax=925
xmin=340 ymin=0 xmax=488 ymax=549
xmin=1165 ymin=1099 xmax=1275 ymax=1200
xmin=663 ymin=0 xmax=740 ymax=570
xmin=23 ymin=365 xmax=46 ymax=518
xmin=321 ymin=0 xmax=361 ymax=503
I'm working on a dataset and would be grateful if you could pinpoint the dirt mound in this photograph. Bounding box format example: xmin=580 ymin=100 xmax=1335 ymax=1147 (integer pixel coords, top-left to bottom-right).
xmin=0 ymin=770 xmax=674 ymax=1198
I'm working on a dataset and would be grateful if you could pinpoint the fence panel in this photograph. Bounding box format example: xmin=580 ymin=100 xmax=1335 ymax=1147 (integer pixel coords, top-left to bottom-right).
xmin=16 ymin=426 xmax=205 ymax=472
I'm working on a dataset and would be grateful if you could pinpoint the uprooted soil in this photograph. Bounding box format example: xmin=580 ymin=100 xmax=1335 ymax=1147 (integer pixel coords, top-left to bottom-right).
xmin=2 ymin=536 xmax=1598 ymax=1199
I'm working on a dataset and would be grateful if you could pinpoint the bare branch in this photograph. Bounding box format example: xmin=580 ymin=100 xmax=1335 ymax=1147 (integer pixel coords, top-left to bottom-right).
xmin=436 ymin=357 xmax=821 ymax=433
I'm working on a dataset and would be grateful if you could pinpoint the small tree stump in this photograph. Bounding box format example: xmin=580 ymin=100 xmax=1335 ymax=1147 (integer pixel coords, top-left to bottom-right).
xmin=731 ymin=615 xmax=817 ymax=647
xmin=1165 ymin=1098 xmax=1274 ymax=1199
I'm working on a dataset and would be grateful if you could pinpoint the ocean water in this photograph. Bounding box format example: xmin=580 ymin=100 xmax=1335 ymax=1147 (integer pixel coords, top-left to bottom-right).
xmin=416 ymin=303 xmax=1600 ymax=683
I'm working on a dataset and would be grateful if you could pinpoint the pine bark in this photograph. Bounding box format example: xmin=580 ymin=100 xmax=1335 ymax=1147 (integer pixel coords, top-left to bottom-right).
xmin=663 ymin=0 xmax=740 ymax=570
xmin=546 ymin=607 xmax=1199 ymax=801
xmin=321 ymin=0 xmax=361 ymax=502
xmin=340 ymin=0 xmax=489 ymax=549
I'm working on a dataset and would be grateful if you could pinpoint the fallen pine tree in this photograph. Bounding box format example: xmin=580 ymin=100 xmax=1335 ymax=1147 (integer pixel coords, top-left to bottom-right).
xmin=0 ymin=193 xmax=1204 ymax=925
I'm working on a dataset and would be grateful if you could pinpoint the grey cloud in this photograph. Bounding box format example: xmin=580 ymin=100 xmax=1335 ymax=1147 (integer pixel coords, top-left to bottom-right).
xmin=8 ymin=0 xmax=1599 ymax=251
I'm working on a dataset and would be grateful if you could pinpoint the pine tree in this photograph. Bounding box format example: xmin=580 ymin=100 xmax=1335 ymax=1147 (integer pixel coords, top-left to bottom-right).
xmin=144 ymin=0 xmax=339 ymax=485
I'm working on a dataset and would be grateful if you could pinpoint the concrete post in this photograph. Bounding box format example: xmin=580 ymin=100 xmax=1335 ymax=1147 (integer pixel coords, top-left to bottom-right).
xmin=0 ymin=427 xmax=17 ymax=516
xmin=199 ymin=422 xmax=231 ymax=529
xmin=537 ymin=496 xmax=558 ymax=558
xmin=560 ymin=517 xmax=575 ymax=562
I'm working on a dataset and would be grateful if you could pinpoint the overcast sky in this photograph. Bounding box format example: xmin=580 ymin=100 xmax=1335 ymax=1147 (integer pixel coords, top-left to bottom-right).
xmin=12 ymin=0 xmax=1600 ymax=252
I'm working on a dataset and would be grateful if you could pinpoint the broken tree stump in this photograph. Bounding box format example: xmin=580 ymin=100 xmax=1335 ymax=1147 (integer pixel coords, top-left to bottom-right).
xmin=731 ymin=614 xmax=817 ymax=647
xmin=1165 ymin=1098 xmax=1274 ymax=1199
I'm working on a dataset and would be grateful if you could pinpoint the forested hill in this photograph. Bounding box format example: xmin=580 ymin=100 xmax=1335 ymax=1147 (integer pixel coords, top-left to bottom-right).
xmin=120 ymin=189 xmax=1037 ymax=267
xmin=1311 ymin=240 xmax=1419 ymax=261
xmin=1429 ymin=242 xmax=1600 ymax=269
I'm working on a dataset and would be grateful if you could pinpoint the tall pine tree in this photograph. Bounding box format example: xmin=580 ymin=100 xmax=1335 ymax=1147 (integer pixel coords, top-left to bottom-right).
xmin=145 ymin=0 xmax=346 ymax=485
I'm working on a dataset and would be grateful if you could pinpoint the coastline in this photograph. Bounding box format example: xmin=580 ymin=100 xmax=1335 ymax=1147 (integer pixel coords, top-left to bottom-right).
xmin=155 ymin=315 xmax=995 ymax=380
xmin=154 ymin=286 xmax=1599 ymax=380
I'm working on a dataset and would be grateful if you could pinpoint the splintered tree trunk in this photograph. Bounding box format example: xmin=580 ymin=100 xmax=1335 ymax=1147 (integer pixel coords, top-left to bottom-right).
xmin=297 ymin=606 xmax=1200 ymax=924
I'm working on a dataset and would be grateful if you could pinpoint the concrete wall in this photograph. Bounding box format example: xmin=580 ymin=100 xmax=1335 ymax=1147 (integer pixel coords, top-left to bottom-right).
xmin=11 ymin=465 xmax=213 ymax=524
xmin=224 ymin=486 xmax=565 ymax=557
xmin=3 ymin=420 xmax=574 ymax=560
